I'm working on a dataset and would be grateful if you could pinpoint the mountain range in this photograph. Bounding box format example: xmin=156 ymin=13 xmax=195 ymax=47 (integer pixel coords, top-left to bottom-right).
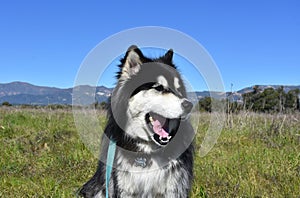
xmin=0 ymin=82 xmax=112 ymax=105
xmin=0 ymin=82 xmax=299 ymax=105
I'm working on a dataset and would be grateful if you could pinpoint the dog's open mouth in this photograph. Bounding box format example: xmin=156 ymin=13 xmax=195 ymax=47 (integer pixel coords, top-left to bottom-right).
xmin=145 ymin=112 xmax=180 ymax=146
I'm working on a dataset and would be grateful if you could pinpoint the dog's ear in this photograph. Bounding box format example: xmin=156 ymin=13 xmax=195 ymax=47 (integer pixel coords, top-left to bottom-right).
xmin=120 ymin=45 xmax=144 ymax=80
xmin=164 ymin=49 xmax=173 ymax=62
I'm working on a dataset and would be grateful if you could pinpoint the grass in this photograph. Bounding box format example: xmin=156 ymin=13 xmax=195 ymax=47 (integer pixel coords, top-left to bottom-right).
xmin=0 ymin=107 xmax=299 ymax=197
xmin=192 ymin=113 xmax=300 ymax=197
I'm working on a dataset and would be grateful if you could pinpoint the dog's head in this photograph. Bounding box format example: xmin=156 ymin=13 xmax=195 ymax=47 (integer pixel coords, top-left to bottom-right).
xmin=111 ymin=45 xmax=193 ymax=147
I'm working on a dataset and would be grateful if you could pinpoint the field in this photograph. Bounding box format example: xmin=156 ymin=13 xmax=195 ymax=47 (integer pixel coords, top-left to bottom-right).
xmin=0 ymin=107 xmax=299 ymax=197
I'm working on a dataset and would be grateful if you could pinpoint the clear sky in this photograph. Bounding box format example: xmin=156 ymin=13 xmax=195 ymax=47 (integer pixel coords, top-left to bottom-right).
xmin=1 ymin=1 xmax=299 ymax=91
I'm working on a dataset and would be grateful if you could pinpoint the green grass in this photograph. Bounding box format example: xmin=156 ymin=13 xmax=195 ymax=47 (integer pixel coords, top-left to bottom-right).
xmin=0 ymin=107 xmax=299 ymax=197
xmin=192 ymin=113 xmax=300 ymax=197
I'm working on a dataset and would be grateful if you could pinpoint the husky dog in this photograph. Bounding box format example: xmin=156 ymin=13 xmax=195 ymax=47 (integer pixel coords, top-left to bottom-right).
xmin=79 ymin=46 xmax=195 ymax=198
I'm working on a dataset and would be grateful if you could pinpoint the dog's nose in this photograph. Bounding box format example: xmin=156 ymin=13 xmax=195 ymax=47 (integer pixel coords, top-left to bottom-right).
xmin=181 ymin=99 xmax=193 ymax=113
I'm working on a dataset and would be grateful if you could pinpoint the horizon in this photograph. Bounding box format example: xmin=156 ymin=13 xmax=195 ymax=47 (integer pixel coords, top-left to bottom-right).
xmin=2 ymin=80 xmax=300 ymax=93
xmin=1 ymin=1 xmax=300 ymax=92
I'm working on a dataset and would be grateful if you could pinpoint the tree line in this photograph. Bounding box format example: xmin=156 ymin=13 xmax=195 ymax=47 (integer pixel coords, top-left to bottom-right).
xmin=198 ymin=86 xmax=300 ymax=113
xmin=2 ymin=86 xmax=299 ymax=113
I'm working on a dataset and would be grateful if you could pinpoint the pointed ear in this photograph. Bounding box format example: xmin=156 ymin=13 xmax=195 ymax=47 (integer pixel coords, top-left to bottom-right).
xmin=164 ymin=49 xmax=173 ymax=62
xmin=120 ymin=45 xmax=143 ymax=80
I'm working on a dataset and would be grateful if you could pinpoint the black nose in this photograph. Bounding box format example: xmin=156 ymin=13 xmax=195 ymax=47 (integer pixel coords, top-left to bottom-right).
xmin=182 ymin=99 xmax=193 ymax=113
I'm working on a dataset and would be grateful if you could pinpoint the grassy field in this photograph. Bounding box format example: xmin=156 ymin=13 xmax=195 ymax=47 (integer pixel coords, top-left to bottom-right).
xmin=0 ymin=107 xmax=299 ymax=197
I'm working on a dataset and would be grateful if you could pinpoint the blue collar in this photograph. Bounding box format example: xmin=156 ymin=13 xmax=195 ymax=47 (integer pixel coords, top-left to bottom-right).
xmin=105 ymin=140 xmax=116 ymax=198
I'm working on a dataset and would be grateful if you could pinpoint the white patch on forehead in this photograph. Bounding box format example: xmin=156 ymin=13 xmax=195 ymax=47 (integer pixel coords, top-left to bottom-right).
xmin=157 ymin=76 xmax=168 ymax=87
xmin=174 ymin=77 xmax=180 ymax=89
xmin=174 ymin=77 xmax=183 ymax=96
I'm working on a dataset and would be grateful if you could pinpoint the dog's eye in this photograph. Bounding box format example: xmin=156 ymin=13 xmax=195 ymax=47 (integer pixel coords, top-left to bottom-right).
xmin=153 ymin=85 xmax=164 ymax=92
xmin=162 ymin=88 xmax=172 ymax=94
xmin=153 ymin=84 xmax=173 ymax=94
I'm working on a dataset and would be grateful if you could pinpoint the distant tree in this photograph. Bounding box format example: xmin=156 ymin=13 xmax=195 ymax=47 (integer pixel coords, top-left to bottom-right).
xmin=242 ymin=86 xmax=300 ymax=113
xmin=260 ymin=88 xmax=280 ymax=113
xmin=243 ymin=87 xmax=281 ymax=113
xmin=93 ymin=101 xmax=108 ymax=110
xmin=252 ymin=85 xmax=261 ymax=94
xmin=277 ymin=86 xmax=286 ymax=113
xmin=1 ymin=101 xmax=12 ymax=106
xmin=229 ymin=101 xmax=243 ymax=113
xmin=47 ymin=104 xmax=69 ymax=110
xmin=198 ymin=97 xmax=212 ymax=112
xmin=242 ymin=86 xmax=262 ymax=111
xmin=285 ymin=89 xmax=300 ymax=111
xmin=93 ymin=101 xmax=99 ymax=108
xmin=99 ymin=101 xmax=108 ymax=110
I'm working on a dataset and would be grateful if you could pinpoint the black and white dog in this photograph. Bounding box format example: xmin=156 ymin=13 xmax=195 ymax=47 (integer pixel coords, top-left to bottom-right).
xmin=79 ymin=46 xmax=195 ymax=198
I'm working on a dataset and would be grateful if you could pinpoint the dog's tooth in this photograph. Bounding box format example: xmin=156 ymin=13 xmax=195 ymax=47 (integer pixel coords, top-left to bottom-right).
xmin=167 ymin=136 xmax=172 ymax=140
xmin=149 ymin=116 xmax=154 ymax=122
xmin=159 ymin=136 xmax=162 ymax=140
xmin=161 ymin=139 xmax=169 ymax=143
xmin=149 ymin=116 xmax=155 ymax=125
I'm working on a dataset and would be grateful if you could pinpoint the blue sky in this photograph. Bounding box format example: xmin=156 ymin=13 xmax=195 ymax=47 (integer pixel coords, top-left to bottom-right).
xmin=0 ymin=1 xmax=299 ymax=91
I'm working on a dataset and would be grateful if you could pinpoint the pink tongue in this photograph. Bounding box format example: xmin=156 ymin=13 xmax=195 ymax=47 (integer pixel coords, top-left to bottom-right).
xmin=152 ymin=120 xmax=169 ymax=138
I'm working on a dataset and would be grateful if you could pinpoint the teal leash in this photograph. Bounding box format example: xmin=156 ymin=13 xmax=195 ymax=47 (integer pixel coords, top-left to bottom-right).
xmin=105 ymin=139 xmax=116 ymax=198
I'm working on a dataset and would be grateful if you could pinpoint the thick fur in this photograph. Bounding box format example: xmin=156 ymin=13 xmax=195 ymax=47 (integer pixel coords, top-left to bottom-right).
xmin=79 ymin=46 xmax=194 ymax=198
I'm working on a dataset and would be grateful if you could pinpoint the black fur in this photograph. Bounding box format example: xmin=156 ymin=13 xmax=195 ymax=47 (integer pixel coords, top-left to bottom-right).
xmin=116 ymin=46 xmax=176 ymax=80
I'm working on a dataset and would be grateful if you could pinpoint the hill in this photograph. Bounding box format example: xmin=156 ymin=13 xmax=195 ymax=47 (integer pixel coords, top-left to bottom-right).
xmin=0 ymin=82 xmax=112 ymax=105
xmin=0 ymin=82 xmax=299 ymax=105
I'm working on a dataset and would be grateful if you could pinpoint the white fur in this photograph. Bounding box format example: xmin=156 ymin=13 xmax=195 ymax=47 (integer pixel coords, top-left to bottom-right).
xmin=129 ymin=89 xmax=184 ymax=119
xmin=94 ymin=192 xmax=103 ymax=198
xmin=174 ymin=77 xmax=183 ymax=97
xmin=174 ymin=77 xmax=180 ymax=90
xmin=137 ymin=142 xmax=154 ymax=153
xmin=120 ymin=51 xmax=142 ymax=81
xmin=125 ymin=89 xmax=185 ymax=140
xmin=114 ymin=153 xmax=189 ymax=197
xmin=157 ymin=75 xmax=168 ymax=88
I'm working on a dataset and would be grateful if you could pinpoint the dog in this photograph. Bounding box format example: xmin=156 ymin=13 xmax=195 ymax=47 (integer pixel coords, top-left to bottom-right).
xmin=79 ymin=45 xmax=195 ymax=198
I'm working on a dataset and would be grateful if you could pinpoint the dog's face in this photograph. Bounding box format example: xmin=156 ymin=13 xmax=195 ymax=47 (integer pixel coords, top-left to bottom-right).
xmin=113 ymin=46 xmax=193 ymax=147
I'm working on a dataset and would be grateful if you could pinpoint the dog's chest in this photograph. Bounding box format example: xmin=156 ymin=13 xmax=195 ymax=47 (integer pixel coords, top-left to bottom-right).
xmin=115 ymin=154 xmax=182 ymax=196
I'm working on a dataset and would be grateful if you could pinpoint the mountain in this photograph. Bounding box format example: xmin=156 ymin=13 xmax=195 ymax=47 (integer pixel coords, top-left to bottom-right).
xmin=237 ymin=85 xmax=300 ymax=94
xmin=0 ymin=82 xmax=64 ymax=97
xmin=0 ymin=82 xmax=112 ymax=105
xmin=0 ymin=82 xmax=299 ymax=105
xmin=191 ymin=85 xmax=300 ymax=103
